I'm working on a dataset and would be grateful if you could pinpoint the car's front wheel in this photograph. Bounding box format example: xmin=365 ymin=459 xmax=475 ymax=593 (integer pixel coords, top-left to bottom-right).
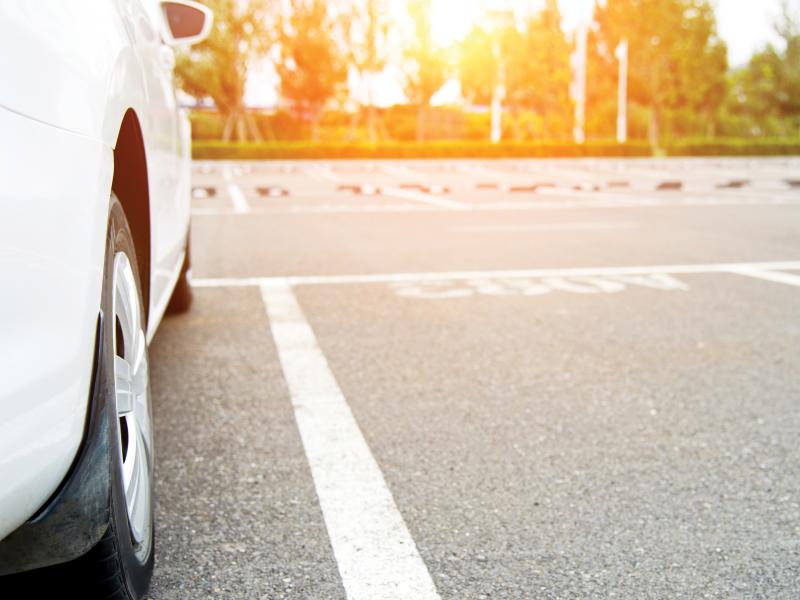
xmin=0 ymin=197 xmax=156 ymax=598
xmin=76 ymin=196 xmax=156 ymax=599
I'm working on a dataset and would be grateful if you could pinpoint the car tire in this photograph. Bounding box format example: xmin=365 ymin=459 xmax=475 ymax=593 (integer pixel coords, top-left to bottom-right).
xmin=0 ymin=197 xmax=155 ymax=598
xmin=75 ymin=195 xmax=156 ymax=599
xmin=166 ymin=231 xmax=192 ymax=315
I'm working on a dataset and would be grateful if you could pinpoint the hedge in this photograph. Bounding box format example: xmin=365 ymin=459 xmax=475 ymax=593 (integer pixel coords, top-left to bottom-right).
xmin=189 ymin=107 xmax=494 ymax=142
xmin=663 ymin=138 xmax=800 ymax=157
xmin=192 ymin=139 xmax=800 ymax=160
xmin=192 ymin=140 xmax=653 ymax=160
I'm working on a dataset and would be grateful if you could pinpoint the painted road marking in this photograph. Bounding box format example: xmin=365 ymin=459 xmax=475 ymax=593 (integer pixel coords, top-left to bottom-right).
xmin=535 ymin=187 xmax=645 ymax=204
xmin=389 ymin=273 xmax=689 ymax=299
xmin=190 ymin=196 xmax=800 ymax=216
xmin=380 ymin=164 xmax=421 ymax=178
xmin=222 ymin=164 xmax=250 ymax=214
xmin=226 ymin=184 xmax=250 ymax=214
xmin=382 ymin=187 xmax=469 ymax=210
xmin=449 ymin=221 xmax=637 ymax=233
xmin=260 ymin=283 xmax=441 ymax=600
xmin=193 ymin=260 xmax=800 ymax=289
xmin=728 ymin=268 xmax=800 ymax=287
xmin=458 ymin=163 xmax=508 ymax=178
xmin=307 ymin=166 xmax=343 ymax=182
xmin=192 ymin=204 xmax=434 ymax=216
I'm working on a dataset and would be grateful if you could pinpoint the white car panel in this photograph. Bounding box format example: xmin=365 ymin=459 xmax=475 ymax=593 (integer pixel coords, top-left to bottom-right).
xmin=0 ymin=106 xmax=113 ymax=541
xmin=133 ymin=10 xmax=188 ymax=324
xmin=0 ymin=1 xmax=129 ymax=142
xmin=145 ymin=105 xmax=192 ymax=341
xmin=0 ymin=0 xmax=191 ymax=313
xmin=0 ymin=0 xmax=194 ymax=543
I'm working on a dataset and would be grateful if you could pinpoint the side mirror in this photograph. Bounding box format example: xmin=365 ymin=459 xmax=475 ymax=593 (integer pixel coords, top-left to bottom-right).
xmin=160 ymin=0 xmax=213 ymax=46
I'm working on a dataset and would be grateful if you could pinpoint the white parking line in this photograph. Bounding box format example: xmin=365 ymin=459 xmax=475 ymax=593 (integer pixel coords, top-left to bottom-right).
xmin=450 ymin=221 xmax=637 ymax=233
xmin=260 ymin=283 xmax=441 ymax=600
xmin=226 ymin=183 xmax=250 ymax=214
xmin=191 ymin=196 xmax=800 ymax=216
xmin=306 ymin=166 xmax=343 ymax=182
xmin=379 ymin=164 xmax=421 ymax=178
xmin=382 ymin=187 xmax=469 ymax=210
xmin=191 ymin=203 xmax=435 ymax=216
xmin=222 ymin=164 xmax=250 ymax=214
xmin=458 ymin=163 xmax=507 ymax=177
xmin=193 ymin=260 xmax=800 ymax=289
xmin=728 ymin=268 xmax=800 ymax=287
xmin=535 ymin=187 xmax=644 ymax=204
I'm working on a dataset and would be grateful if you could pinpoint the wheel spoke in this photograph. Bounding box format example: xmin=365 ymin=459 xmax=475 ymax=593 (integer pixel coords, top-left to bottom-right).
xmin=115 ymin=290 xmax=134 ymax=353
xmin=119 ymin=261 xmax=140 ymax=341
xmin=136 ymin=390 xmax=152 ymax=455
xmin=125 ymin=428 xmax=151 ymax=543
xmin=124 ymin=428 xmax=140 ymax=508
xmin=112 ymin=250 xmax=153 ymax=554
xmin=115 ymin=356 xmax=134 ymax=415
xmin=131 ymin=331 xmax=148 ymax=391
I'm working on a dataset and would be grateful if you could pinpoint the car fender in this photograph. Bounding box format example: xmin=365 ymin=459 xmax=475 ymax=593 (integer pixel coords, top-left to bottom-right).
xmin=0 ymin=0 xmax=167 ymax=545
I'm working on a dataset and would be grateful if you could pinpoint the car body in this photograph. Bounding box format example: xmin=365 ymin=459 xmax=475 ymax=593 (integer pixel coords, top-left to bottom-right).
xmin=0 ymin=0 xmax=210 ymax=591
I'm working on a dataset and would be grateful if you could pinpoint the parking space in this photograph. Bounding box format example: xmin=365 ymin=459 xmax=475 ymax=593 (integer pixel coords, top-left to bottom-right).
xmin=293 ymin=271 xmax=800 ymax=598
xmin=190 ymin=158 xmax=800 ymax=216
xmin=149 ymin=158 xmax=800 ymax=598
xmin=148 ymin=286 xmax=345 ymax=599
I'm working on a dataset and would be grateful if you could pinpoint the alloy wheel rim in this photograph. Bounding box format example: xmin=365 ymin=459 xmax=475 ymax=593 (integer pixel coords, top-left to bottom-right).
xmin=112 ymin=251 xmax=153 ymax=561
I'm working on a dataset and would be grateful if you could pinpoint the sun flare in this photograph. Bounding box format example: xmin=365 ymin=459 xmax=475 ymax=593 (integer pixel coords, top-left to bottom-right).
xmin=429 ymin=0 xmax=483 ymax=46
xmin=427 ymin=0 xmax=596 ymax=47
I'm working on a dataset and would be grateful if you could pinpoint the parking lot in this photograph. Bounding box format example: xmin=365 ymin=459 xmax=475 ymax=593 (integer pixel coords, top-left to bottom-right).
xmin=150 ymin=158 xmax=800 ymax=599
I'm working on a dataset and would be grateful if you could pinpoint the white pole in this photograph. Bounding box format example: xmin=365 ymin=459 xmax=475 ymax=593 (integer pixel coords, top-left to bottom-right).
xmin=616 ymin=38 xmax=628 ymax=144
xmin=572 ymin=24 xmax=587 ymax=144
xmin=490 ymin=96 xmax=502 ymax=143
xmin=487 ymin=8 xmax=513 ymax=144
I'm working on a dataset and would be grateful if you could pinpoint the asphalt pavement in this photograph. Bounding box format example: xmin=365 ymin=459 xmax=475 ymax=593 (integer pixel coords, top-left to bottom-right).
xmin=148 ymin=158 xmax=800 ymax=599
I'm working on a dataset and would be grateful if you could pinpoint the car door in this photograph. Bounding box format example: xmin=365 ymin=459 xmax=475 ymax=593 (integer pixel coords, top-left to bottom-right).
xmin=132 ymin=0 xmax=188 ymax=321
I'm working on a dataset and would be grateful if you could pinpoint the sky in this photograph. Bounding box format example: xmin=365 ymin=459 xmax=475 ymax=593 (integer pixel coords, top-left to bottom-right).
xmin=713 ymin=0 xmax=793 ymax=66
xmin=245 ymin=0 xmax=797 ymax=107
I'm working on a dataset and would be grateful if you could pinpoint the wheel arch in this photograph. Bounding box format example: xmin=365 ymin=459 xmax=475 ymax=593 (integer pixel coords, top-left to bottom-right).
xmin=111 ymin=109 xmax=151 ymax=326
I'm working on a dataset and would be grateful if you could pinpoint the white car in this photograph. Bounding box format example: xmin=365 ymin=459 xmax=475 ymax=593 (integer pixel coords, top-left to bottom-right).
xmin=0 ymin=1 xmax=211 ymax=597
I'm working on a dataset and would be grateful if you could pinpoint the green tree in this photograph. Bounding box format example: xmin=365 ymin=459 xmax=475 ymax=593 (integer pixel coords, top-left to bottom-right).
xmin=174 ymin=0 xmax=274 ymax=141
xmin=276 ymin=0 xmax=348 ymax=141
xmin=341 ymin=0 xmax=392 ymax=142
xmin=458 ymin=5 xmax=571 ymax=141
xmin=457 ymin=25 xmax=498 ymax=108
xmin=404 ymin=0 xmax=449 ymax=141
xmin=585 ymin=24 xmax=620 ymax=139
xmin=589 ymin=0 xmax=727 ymax=145
xmin=724 ymin=6 xmax=800 ymax=136
xmin=506 ymin=0 xmax=573 ymax=139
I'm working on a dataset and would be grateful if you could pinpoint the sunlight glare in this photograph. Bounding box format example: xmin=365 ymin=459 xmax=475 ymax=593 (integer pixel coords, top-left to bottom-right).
xmin=428 ymin=0 xmax=595 ymax=46
xmin=430 ymin=0 xmax=482 ymax=46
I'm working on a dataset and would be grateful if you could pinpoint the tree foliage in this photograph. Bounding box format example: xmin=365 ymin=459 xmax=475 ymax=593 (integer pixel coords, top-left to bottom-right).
xmin=276 ymin=0 xmax=348 ymax=141
xmin=174 ymin=0 xmax=274 ymax=141
xmin=176 ymin=0 xmax=799 ymax=145
xmin=722 ymin=7 xmax=800 ymax=137
xmin=588 ymin=0 xmax=727 ymax=144
xmin=404 ymin=0 xmax=449 ymax=141
xmin=457 ymin=25 xmax=499 ymax=108
xmin=341 ymin=0 xmax=392 ymax=141
xmin=457 ymin=2 xmax=572 ymax=140
xmin=505 ymin=0 xmax=573 ymax=139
